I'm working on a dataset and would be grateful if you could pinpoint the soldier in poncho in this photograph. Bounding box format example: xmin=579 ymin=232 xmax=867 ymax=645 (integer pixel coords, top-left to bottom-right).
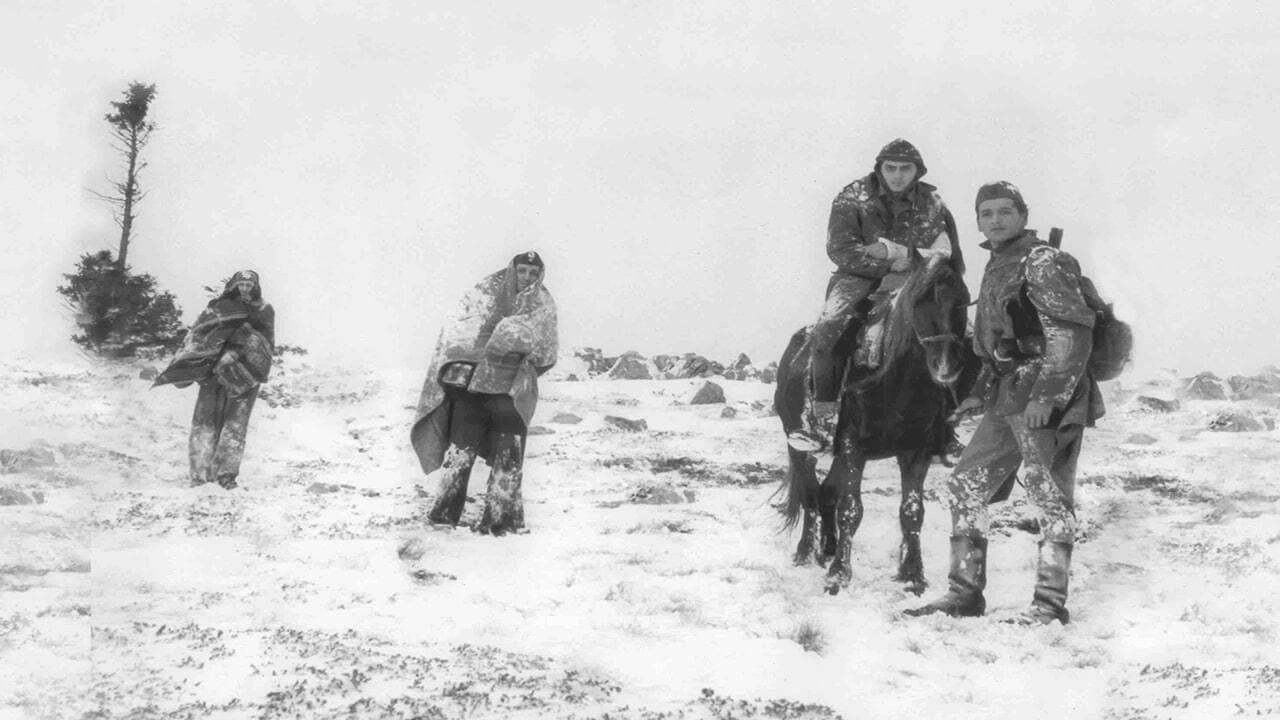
xmin=410 ymin=252 xmax=559 ymax=535
xmin=154 ymin=270 xmax=275 ymax=489
xmin=907 ymin=182 xmax=1104 ymax=625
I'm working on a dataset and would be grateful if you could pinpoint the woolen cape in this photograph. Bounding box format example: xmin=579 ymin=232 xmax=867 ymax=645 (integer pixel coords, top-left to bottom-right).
xmin=410 ymin=258 xmax=558 ymax=475
xmin=153 ymin=274 xmax=275 ymax=389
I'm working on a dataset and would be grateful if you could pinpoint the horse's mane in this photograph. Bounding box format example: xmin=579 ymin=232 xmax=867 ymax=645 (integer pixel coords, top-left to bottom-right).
xmin=855 ymin=256 xmax=958 ymax=389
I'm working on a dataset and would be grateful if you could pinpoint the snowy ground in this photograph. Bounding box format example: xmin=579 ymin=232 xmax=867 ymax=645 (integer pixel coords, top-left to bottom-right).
xmin=2 ymin=357 xmax=1279 ymax=719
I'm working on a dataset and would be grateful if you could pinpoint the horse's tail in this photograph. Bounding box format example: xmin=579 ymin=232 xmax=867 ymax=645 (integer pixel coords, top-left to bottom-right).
xmin=772 ymin=326 xmax=815 ymax=531
xmin=777 ymin=446 xmax=818 ymax=531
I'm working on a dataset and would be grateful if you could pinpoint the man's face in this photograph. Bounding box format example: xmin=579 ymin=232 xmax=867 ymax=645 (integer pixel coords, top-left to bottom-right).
xmin=233 ymin=280 xmax=254 ymax=297
xmin=515 ymin=263 xmax=540 ymax=291
xmin=879 ymin=161 xmax=917 ymax=193
xmin=977 ymin=198 xmax=1027 ymax=246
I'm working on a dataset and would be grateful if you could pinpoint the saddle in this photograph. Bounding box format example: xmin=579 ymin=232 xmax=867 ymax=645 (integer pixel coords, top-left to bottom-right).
xmin=852 ymin=272 xmax=913 ymax=369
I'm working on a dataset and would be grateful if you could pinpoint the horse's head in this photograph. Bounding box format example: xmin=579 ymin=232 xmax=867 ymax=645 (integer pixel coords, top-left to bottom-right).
xmin=909 ymin=257 xmax=971 ymax=387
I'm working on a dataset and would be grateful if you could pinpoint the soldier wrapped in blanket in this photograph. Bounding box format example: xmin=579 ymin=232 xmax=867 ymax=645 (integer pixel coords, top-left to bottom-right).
xmin=154 ymin=270 xmax=275 ymax=490
xmin=410 ymin=252 xmax=559 ymax=535
xmin=907 ymin=182 xmax=1105 ymax=625
xmin=789 ymin=138 xmax=964 ymax=452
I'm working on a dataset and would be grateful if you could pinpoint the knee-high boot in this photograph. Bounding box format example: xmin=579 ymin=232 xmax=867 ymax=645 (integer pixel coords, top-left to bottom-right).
xmin=905 ymin=535 xmax=988 ymax=618
xmin=1014 ymin=540 xmax=1072 ymax=625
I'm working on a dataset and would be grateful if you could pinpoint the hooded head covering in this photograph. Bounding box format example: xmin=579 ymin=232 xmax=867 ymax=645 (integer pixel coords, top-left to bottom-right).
xmin=974 ymin=181 xmax=1028 ymax=216
xmin=501 ymin=251 xmax=546 ymax=315
xmin=221 ymin=269 xmax=263 ymax=303
xmin=874 ymin=138 xmax=927 ymax=181
xmin=512 ymin=251 xmax=544 ymax=269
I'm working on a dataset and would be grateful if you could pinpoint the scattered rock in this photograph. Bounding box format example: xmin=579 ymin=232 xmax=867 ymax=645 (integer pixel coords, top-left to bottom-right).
xmin=138 ymin=366 xmax=159 ymax=381
xmin=603 ymin=415 xmax=648 ymax=432
xmin=607 ymin=351 xmax=652 ymax=380
xmin=409 ymin=569 xmax=458 ymax=583
xmin=0 ymin=445 xmax=58 ymax=474
xmin=306 ymin=482 xmax=345 ymax=494
xmin=397 ymin=537 xmax=426 ymax=561
xmin=571 ymin=347 xmax=612 ymax=376
xmin=1124 ymin=433 xmax=1159 ymax=445
xmin=1208 ymin=412 xmax=1268 ymax=432
xmin=1183 ymin=372 xmax=1228 ymax=400
xmin=731 ymin=353 xmax=752 ymax=370
xmin=0 ymin=486 xmax=42 ymax=505
xmin=759 ymin=362 xmax=778 ymax=384
xmin=651 ymin=355 xmax=678 ymax=374
xmin=674 ymin=354 xmax=711 ymax=379
xmin=720 ymin=406 xmax=738 ymax=419
xmin=628 ymin=485 xmax=696 ymax=505
xmin=689 ymin=381 xmax=725 ymax=405
xmin=527 ymin=425 xmax=555 ymax=435
xmin=550 ymin=412 xmax=583 ymax=424
xmin=1228 ymin=373 xmax=1280 ymax=401
xmin=1133 ymin=396 xmax=1180 ymax=413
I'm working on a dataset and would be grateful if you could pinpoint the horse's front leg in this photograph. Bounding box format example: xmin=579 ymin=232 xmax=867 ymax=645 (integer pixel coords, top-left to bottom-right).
xmin=894 ymin=448 xmax=932 ymax=595
xmin=823 ymin=443 xmax=867 ymax=595
xmin=816 ymin=472 xmax=838 ymax=567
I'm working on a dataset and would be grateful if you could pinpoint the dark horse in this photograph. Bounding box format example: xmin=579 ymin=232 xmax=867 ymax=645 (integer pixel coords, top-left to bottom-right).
xmin=775 ymin=256 xmax=976 ymax=595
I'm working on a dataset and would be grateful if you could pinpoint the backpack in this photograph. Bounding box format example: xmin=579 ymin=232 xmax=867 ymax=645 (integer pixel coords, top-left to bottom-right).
xmin=1048 ymin=228 xmax=1133 ymax=382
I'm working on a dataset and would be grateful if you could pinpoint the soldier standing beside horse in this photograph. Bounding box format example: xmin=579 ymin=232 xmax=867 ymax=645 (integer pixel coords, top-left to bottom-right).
xmin=907 ymin=182 xmax=1105 ymax=625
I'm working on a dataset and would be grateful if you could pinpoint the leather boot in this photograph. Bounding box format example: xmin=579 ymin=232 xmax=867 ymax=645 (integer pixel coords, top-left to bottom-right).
xmin=787 ymin=400 xmax=839 ymax=453
xmin=905 ymin=535 xmax=987 ymax=618
xmin=1008 ymin=541 xmax=1072 ymax=625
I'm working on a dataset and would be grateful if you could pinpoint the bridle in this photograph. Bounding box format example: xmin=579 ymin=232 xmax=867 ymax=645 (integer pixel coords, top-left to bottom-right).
xmin=917 ymin=332 xmax=957 ymax=345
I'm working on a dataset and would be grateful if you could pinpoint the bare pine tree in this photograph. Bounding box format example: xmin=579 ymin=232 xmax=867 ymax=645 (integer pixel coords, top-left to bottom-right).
xmin=91 ymin=82 xmax=157 ymax=270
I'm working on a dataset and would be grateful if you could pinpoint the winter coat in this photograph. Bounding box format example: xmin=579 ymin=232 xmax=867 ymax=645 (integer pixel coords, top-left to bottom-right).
xmin=969 ymin=230 xmax=1104 ymax=426
xmin=410 ymin=257 xmax=559 ymax=475
xmin=827 ymin=144 xmax=963 ymax=280
xmin=154 ymin=271 xmax=275 ymax=390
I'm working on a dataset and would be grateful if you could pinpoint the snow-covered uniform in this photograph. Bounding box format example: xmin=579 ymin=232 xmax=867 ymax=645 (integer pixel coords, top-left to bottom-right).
xmin=811 ymin=139 xmax=963 ymax=400
xmin=410 ymin=253 xmax=558 ymax=534
xmin=912 ymin=228 xmax=1101 ymax=623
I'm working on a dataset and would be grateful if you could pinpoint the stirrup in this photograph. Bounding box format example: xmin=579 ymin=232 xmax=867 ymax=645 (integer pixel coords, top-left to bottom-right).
xmin=787 ymin=429 xmax=828 ymax=453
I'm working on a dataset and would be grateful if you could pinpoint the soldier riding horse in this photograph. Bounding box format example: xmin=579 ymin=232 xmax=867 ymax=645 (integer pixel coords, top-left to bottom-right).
xmin=776 ymin=255 xmax=976 ymax=595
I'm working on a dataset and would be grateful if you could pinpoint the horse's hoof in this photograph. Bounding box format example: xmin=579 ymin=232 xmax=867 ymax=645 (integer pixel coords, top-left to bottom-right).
xmin=816 ymin=552 xmax=833 ymax=569
xmin=792 ymin=551 xmax=813 ymax=567
xmin=824 ymin=567 xmax=851 ymax=595
xmin=900 ymin=579 xmax=928 ymax=596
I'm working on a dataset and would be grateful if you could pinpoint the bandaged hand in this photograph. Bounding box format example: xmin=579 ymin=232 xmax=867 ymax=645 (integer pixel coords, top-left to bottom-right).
xmin=860 ymin=242 xmax=889 ymax=260
xmin=878 ymin=238 xmax=913 ymax=271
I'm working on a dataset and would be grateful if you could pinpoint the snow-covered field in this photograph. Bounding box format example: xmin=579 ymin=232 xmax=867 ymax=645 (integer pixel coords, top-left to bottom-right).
xmin=2 ymin=356 xmax=1279 ymax=719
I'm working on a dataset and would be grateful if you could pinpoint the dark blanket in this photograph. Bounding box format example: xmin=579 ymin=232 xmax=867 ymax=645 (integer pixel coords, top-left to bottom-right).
xmin=154 ymin=298 xmax=274 ymax=389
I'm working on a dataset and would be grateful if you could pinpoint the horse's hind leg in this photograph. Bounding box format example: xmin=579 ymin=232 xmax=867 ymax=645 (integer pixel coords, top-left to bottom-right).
xmin=895 ymin=449 xmax=932 ymax=595
xmin=791 ymin=450 xmax=821 ymax=565
xmin=823 ymin=448 xmax=867 ymax=595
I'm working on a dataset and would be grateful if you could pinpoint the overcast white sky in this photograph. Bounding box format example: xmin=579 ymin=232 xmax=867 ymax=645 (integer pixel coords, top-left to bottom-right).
xmin=4 ymin=1 xmax=1278 ymax=376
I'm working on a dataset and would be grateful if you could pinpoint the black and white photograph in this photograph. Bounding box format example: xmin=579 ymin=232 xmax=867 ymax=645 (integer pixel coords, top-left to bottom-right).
xmin=3 ymin=2 xmax=1279 ymax=718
